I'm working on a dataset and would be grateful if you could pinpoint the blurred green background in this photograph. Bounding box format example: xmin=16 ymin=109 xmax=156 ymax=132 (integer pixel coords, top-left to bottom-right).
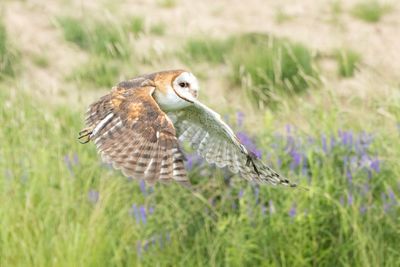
xmin=1 ymin=0 xmax=399 ymax=266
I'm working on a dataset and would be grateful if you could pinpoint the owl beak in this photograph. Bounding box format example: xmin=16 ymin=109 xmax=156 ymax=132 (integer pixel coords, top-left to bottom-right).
xmin=190 ymin=89 xmax=198 ymax=98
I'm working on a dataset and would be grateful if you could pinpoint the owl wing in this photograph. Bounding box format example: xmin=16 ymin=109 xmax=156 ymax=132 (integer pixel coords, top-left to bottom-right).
xmin=80 ymin=80 xmax=188 ymax=186
xmin=170 ymin=100 xmax=296 ymax=186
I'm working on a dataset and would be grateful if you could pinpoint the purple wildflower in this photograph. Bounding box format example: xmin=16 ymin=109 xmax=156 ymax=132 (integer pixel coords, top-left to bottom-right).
xmin=64 ymin=155 xmax=73 ymax=174
xmin=340 ymin=130 xmax=354 ymax=147
xmin=330 ymin=134 xmax=336 ymax=150
xmin=360 ymin=205 xmax=367 ymax=214
xmin=346 ymin=169 xmax=352 ymax=184
xmin=139 ymin=180 xmax=147 ymax=196
xmin=289 ymin=203 xmax=297 ymax=218
xmin=238 ymin=189 xmax=244 ymax=199
xmin=232 ymin=202 xmax=237 ymax=210
xmin=236 ymin=111 xmax=245 ymax=127
xmin=276 ymin=157 xmax=282 ymax=168
xmin=253 ymin=186 xmax=259 ymax=204
xmin=261 ymin=204 xmax=267 ymax=216
xmin=130 ymin=204 xmax=140 ymax=224
xmin=307 ymin=136 xmax=315 ymax=145
xmin=387 ymin=187 xmax=396 ymax=204
xmin=370 ymin=158 xmax=380 ymax=173
xmin=148 ymin=206 xmax=155 ymax=214
xmin=290 ymin=150 xmax=302 ymax=171
xmin=139 ymin=206 xmax=147 ymax=224
xmin=88 ymin=190 xmax=99 ymax=204
xmin=73 ymin=153 xmax=79 ymax=165
xmin=321 ymin=134 xmax=327 ymax=153
xmin=186 ymin=155 xmax=194 ymax=170
xmin=286 ymin=124 xmax=292 ymax=134
xmin=236 ymin=131 xmax=262 ymax=159
xmin=347 ymin=193 xmax=353 ymax=206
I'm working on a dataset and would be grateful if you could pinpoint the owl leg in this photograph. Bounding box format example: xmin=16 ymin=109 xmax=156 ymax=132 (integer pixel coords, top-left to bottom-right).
xmin=246 ymin=153 xmax=260 ymax=176
xmin=78 ymin=127 xmax=93 ymax=144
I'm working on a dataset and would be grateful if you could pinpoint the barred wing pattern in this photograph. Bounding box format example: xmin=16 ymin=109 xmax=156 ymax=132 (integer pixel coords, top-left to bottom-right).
xmin=171 ymin=101 xmax=296 ymax=186
xmin=83 ymin=83 xmax=188 ymax=186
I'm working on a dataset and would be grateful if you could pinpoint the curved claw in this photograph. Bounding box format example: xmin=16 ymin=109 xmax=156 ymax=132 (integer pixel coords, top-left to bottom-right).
xmin=246 ymin=152 xmax=260 ymax=175
xmin=78 ymin=128 xmax=93 ymax=144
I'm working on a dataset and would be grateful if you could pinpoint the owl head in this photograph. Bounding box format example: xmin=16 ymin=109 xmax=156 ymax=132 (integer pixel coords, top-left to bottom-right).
xmin=153 ymin=70 xmax=200 ymax=111
xmin=172 ymin=71 xmax=199 ymax=99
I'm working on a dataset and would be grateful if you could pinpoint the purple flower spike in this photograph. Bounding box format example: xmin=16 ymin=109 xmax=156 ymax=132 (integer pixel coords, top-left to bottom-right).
xmin=232 ymin=202 xmax=237 ymax=210
xmin=236 ymin=111 xmax=245 ymax=127
xmin=290 ymin=150 xmax=302 ymax=170
xmin=236 ymin=131 xmax=262 ymax=159
xmin=130 ymin=204 xmax=140 ymax=224
xmin=370 ymin=158 xmax=380 ymax=173
xmin=330 ymin=134 xmax=336 ymax=150
xmin=149 ymin=206 xmax=155 ymax=214
xmin=347 ymin=193 xmax=353 ymax=206
xmin=289 ymin=203 xmax=297 ymax=218
xmin=139 ymin=206 xmax=147 ymax=224
xmin=73 ymin=153 xmax=79 ymax=165
xmin=254 ymin=186 xmax=260 ymax=204
xmin=88 ymin=190 xmax=99 ymax=204
xmin=139 ymin=180 xmax=147 ymax=196
xmin=360 ymin=205 xmax=367 ymax=214
xmin=238 ymin=189 xmax=244 ymax=199
xmin=346 ymin=169 xmax=352 ymax=184
xmin=340 ymin=131 xmax=353 ymax=147
xmin=321 ymin=134 xmax=327 ymax=153
xmin=261 ymin=204 xmax=267 ymax=216
xmin=286 ymin=124 xmax=292 ymax=134
xmin=387 ymin=187 xmax=396 ymax=204
xmin=186 ymin=155 xmax=194 ymax=170
xmin=276 ymin=157 xmax=282 ymax=168
xmin=64 ymin=155 xmax=72 ymax=170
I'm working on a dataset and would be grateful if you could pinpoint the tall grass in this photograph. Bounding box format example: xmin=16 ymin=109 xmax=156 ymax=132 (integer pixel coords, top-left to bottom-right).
xmin=1 ymin=86 xmax=399 ymax=266
xmin=182 ymin=34 xmax=319 ymax=108
xmin=57 ymin=16 xmax=142 ymax=58
xmin=57 ymin=15 xmax=143 ymax=87
xmin=70 ymin=56 xmax=123 ymax=87
xmin=0 ymin=20 xmax=19 ymax=79
xmin=230 ymin=34 xmax=319 ymax=108
xmin=351 ymin=0 xmax=392 ymax=23
xmin=335 ymin=49 xmax=361 ymax=77
xmin=181 ymin=37 xmax=233 ymax=64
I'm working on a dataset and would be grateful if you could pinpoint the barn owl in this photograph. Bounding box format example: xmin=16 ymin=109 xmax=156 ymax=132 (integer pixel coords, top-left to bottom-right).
xmin=79 ymin=70 xmax=296 ymax=187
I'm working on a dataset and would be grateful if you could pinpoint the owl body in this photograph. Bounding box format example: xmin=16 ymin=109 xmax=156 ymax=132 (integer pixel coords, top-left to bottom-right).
xmin=79 ymin=69 xmax=296 ymax=188
xmin=153 ymin=86 xmax=190 ymax=111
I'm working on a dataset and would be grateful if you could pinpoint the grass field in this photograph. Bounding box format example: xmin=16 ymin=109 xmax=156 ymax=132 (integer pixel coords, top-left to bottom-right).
xmin=1 ymin=0 xmax=400 ymax=266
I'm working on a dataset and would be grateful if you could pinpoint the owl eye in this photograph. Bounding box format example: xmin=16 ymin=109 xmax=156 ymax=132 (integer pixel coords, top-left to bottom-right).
xmin=179 ymin=82 xmax=190 ymax=88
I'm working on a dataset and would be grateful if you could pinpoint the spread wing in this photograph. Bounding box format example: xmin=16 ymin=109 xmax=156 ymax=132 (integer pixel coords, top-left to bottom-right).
xmin=170 ymin=101 xmax=296 ymax=186
xmin=80 ymin=80 xmax=188 ymax=186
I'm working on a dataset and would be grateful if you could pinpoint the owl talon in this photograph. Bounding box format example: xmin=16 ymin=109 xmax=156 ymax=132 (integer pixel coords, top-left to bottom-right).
xmin=78 ymin=128 xmax=93 ymax=144
xmin=246 ymin=154 xmax=260 ymax=176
